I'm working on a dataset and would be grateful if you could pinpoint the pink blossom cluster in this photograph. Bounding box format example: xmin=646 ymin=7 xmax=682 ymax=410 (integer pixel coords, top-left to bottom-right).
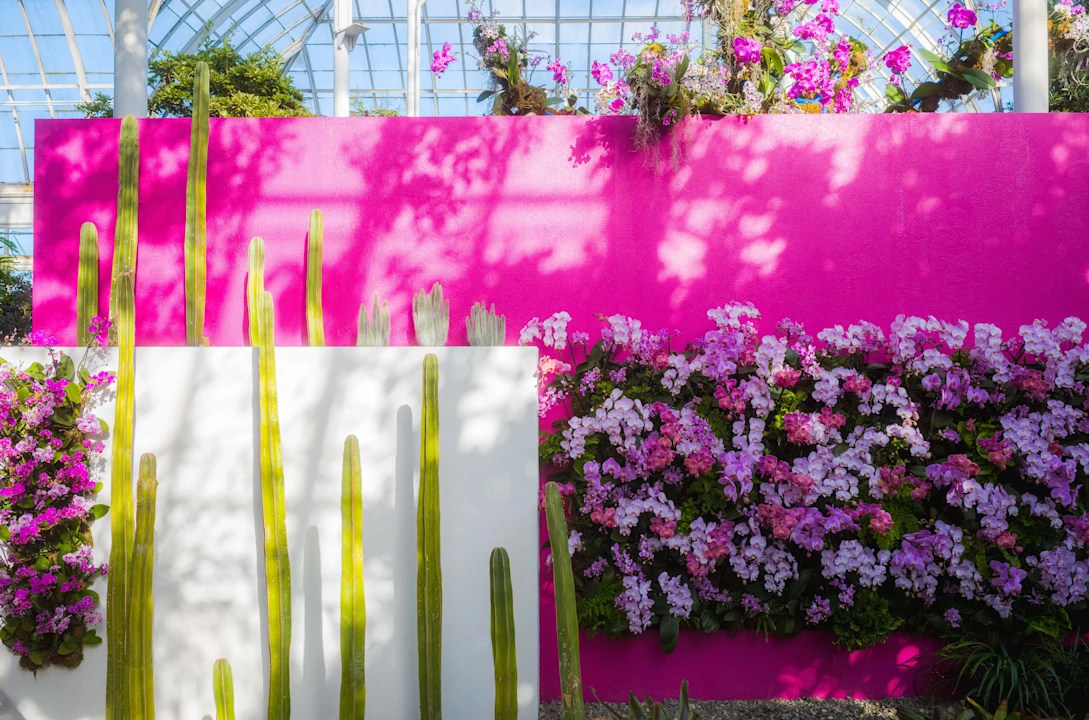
xmin=529 ymin=304 xmax=1089 ymax=645
xmin=0 ymin=347 xmax=113 ymax=666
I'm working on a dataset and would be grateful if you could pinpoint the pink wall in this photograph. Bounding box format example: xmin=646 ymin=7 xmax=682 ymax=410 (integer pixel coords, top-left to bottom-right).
xmin=33 ymin=115 xmax=1089 ymax=702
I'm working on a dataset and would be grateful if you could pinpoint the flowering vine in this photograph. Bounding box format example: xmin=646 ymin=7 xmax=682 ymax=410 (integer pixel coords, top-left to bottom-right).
xmin=527 ymin=306 xmax=1089 ymax=651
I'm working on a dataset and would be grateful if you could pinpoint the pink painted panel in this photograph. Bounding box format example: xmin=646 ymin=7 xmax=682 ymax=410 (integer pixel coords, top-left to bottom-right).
xmin=32 ymin=115 xmax=1089 ymax=702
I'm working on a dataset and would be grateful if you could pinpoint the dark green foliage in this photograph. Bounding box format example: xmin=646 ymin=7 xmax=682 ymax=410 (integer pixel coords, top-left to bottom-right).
xmin=832 ymin=590 xmax=903 ymax=651
xmin=0 ymin=267 xmax=31 ymax=340
xmin=577 ymin=578 xmax=626 ymax=635
xmin=78 ymin=38 xmax=311 ymax=119
xmin=1051 ymin=81 xmax=1089 ymax=113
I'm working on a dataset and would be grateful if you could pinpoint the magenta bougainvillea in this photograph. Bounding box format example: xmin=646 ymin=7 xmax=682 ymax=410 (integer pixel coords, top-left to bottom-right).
xmin=525 ymin=306 xmax=1089 ymax=651
xmin=0 ymin=329 xmax=113 ymax=670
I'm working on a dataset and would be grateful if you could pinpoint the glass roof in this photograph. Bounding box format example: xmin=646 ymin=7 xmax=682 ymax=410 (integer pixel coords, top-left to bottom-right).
xmin=0 ymin=0 xmax=1010 ymax=188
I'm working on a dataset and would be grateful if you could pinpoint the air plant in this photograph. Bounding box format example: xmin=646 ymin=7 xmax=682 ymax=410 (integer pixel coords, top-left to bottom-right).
xmin=413 ymin=283 xmax=449 ymax=346
xmin=340 ymin=435 xmax=366 ymax=719
xmin=184 ymin=60 xmax=210 ymax=347
xmin=466 ymin=302 xmax=506 ymax=346
xmin=77 ymin=222 xmax=99 ymax=346
xmin=306 ymin=209 xmax=325 ymax=347
xmin=418 ymin=354 xmax=442 ymax=720
xmin=357 ymin=292 xmax=391 ymax=347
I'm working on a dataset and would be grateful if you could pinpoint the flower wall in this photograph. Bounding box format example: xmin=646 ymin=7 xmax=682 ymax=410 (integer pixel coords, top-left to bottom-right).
xmin=31 ymin=113 xmax=1089 ymax=701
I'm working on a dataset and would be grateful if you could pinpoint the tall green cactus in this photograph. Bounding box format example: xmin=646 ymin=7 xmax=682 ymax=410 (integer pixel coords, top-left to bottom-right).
xmin=356 ymin=293 xmax=390 ymax=347
xmin=466 ymin=302 xmax=506 ymax=347
xmin=109 ymin=115 xmax=139 ymax=343
xmin=77 ymin=222 xmax=99 ymax=346
xmin=340 ymin=435 xmax=366 ymax=719
xmin=490 ymin=547 xmax=517 ymax=720
xmin=418 ymin=353 xmax=442 ymax=720
xmin=545 ymin=481 xmax=585 ymax=720
xmin=247 ymin=237 xmax=265 ymax=346
xmin=412 ymin=283 xmax=449 ymax=346
xmin=306 ymin=209 xmax=325 ymax=347
xmin=105 ymin=270 xmax=136 ymax=720
xmin=213 ymin=659 xmax=236 ymax=720
xmin=257 ymin=290 xmax=291 ymax=720
xmin=184 ymin=60 xmax=210 ymax=347
xmin=127 ymin=454 xmax=158 ymax=720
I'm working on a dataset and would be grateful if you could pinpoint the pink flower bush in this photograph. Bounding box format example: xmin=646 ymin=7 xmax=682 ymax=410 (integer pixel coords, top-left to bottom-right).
xmin=529 ymin=305 xmax=1089 ymax=649
xmin=0 ymin=344 xmax=113 ymax=668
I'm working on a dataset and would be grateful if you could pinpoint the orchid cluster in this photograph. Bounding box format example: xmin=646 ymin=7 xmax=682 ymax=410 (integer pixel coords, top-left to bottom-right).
xmin=0 ymin=331 xmax=113 ymax=670
xmin=1052 ymin=0 xmax=1089 ymax=92
xmin=528 ymin=305 xmax=1089 ymax=651
xmin=884 ymin=2 xmax=1011 ymax=112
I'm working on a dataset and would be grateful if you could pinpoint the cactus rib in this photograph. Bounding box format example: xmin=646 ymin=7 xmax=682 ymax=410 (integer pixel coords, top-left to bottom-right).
xmin=340 ymin=435 xmax=366 ymax=719
xmin=356 ymin=293 xmax=390 ymax=347
xmin=184 ymin=61 xmax=210 ymax=347
xmin=247 ymin=238 xmax=265 ymax=346
xmin=490 ymin=547 xmax=517 ymax=720
xmin=306 ymin=209 xmax=325 ymax=346
xmin=127 ymin=454 xmax=158 ymax=720
xmin=77 ymin=222 xmax=99 ymax=346
xmin=109 ymin=115 xmax=139 ymax=344
xmin=257 ymin=290 xmax=291 ymax=720
xmin=546 ymin=482 xmax=585 ymax=720
xmin=105 ymin=271 xmax=136 ymax=720
xmin=418 ymin=354 xmax=442 ymax=720
xmin=213 ymin=659 xmax=236 ymax=720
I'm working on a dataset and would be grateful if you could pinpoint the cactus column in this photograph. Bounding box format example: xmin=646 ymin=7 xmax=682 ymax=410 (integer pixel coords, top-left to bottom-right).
xmin=184 ymin=60 xmax=210 ymax=347
xmin=213 ymin=659 xmax=236 ymax=720
xmin=306 ymin=209 xmax=325 ymax=347
xmin=247 ymin=237 xmax=265 ymax=346
xmin=545 ymin=482 xmax=585 ymax=720
xmin=340 ymin=435 xmax=366 ymax=719
xmin=77 ymin=222 xmax=99 ymax=346
xmin=418 ymin=354 xmax=442 ymax=720
xmin=109 ymin=115 xmax=139 ymax=340
xmin=257 ymin=291 xmax=291 ymax=720
xmin=490 ymin=547 xmax=517 ymax=720
xmin=127 ymin=454 xmax=158 ymax=720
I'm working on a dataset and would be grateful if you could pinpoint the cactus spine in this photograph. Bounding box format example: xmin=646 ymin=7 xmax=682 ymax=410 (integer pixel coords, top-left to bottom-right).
xmin=127 ymin=454 xmax=158 ymax=720
xmin=105 ymin=270 xmax=136 ymax=720
xmin=490 ymin=547 xmax=517 ymax=720
xmin=417 ymin=353 xmax=442 ymax=720
xmin=184 ymin=61 xmax=210 ymax=347
xmin=412 ymin=283 xmax=449 ymax=346
xmin=247 ymin=237 xmax=265 ymax=346
xmin=340 ymin=435 xmax=366 ymax=719
xmin=466 ymin=302 xmax=506 ymax=347
xmin=257 ymin=290 xmax=291 ymax=720
xmin=77 ymin=222 xmax=99 ymax=346
xmin=213 ymin=659 xmax=236 ymax=720
xmin=545 ymin=482 xmax=585 ymax=720
xmin=306 ymin=209 xmax=325 ymax=346
xmin=109 ymin=115 xmax=139 ymax=343
xmin=356 ymin=293 xmax=390 ymax=347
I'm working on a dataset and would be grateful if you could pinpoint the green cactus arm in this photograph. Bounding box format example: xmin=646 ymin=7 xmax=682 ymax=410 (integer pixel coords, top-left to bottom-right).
xmin=109 ymin=115 xmax=139 ymax=344
xmin=213 ymin=659 xmax=236 ymax=720
xmin=77 ymin=222 xmax=100 ymax=346
xmin=306 ymin=209 xmax=325 ymax=347
xmin=184 ymin=61 xmax=210 ymax=347
xmin=340 ymin=435 xmax=366 ymax=719
xmin=490 ymin=547 xmax=517 ymax=720
xmin=545 ymin=482 xmax=585 ymax=720
xmin=127 ymin=454 xmax=158 ymax=720
xmin=247 ymin=237 xmax=265 ymax=347
xmin=356 ymin=293 xmax=390 ymax=347
xmin=257 ymin=291 xmax=292 ymax=720
xmin=105 ymin=270 xmax=136 ymax=720
xmin=417 ymin=353 xmax=442 ymax=720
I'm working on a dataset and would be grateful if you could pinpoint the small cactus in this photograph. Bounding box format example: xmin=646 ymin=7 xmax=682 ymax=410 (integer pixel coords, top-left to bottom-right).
xmin=357 ymin=292 xmax=390 ymax=347
xmin=412 ymin=283 xmax=449 ymax=346
xmin=466 ymin=302 xmax=506 ymax=347
xmin=77 ymin=222 xmax=99 ymax=346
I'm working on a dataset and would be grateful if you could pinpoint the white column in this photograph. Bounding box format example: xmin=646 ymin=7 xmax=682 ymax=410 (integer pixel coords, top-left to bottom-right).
xmin=114 ymin=0 xmax=148 ymax=118
xmin=1013 ymin=0 xmax=1049 ymax=112
xmin=407 ymin=0 xmax=419 ymax=116
xmin=334 ymin=0 xmax=351 ymax=117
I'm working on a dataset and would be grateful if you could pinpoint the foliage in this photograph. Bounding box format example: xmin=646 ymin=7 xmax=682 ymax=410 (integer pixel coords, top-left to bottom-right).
xmin=0 ymin=339 xmax=114 ymax=671
xmin=1050 ymin=1 xmax=1089 ymax=110
xmin=594 ymin=679 xmax=703 ymax=720
xmin=78 ymin=38 xmax=311 ymax=118
xmin=525 ymin=304 xmax=1089 ymax=653
xmin=0 ymin=237 xmax=31 ymax=340
xmin=349 ymin=96 xmax=401 ymax=117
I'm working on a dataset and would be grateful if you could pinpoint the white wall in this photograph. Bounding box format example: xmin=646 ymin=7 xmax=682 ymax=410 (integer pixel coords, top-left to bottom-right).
xmin=0 ymin=347 xmax=540 ymax=720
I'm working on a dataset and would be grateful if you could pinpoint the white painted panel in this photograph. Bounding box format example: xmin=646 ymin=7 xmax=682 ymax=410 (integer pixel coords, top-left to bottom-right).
xmin=0 ymin=346 xmax=540 ymax=720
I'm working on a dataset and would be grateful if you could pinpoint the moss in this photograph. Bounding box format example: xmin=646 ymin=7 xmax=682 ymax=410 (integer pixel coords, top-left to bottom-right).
xmin=577 ymin=579 xmax=625 ymax=634
xmin=833 ymin=590 xmax=903 ymax=650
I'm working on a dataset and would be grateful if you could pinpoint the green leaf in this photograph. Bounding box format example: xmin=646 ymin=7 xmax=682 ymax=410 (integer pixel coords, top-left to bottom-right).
xmin=700 ymin=610 xmax=720 ymax=633
xmin=29 ymin=650 xmax=43 ymax=666
xmin=90 ymin=504 xmax=110 ymax=519
xmin=57 ymin=643 xmax=75 ymax=656
xmin=0 ymin=526 xmax=9 ymax=541
xmin=25 ymin=362 xmax=45 ymax=380
xmin=918 ymin=48 xmax=945 ymax=65
xmin=98 ymin=417 xmax=109 ymax=433
xmin=82 ymin=633 xmax=103 ymax=646
xmin=16 ymin=386 xmax=29 ymax=402
xmin=543 ymin=96 xmax=564 ymax=106
xmin=65 ymin=383 xmax=83 ymax=404
xmin=476 ymin=89 xmax=496 ymax=102
xmin=56 ymin=355 xmax=75 ymax=381
xmin=959 ymin=68 xmax=996 ymax=90
xmin=35 ymin=556 xmax=52 ymax=571
xmin=885 ymin=84 xmax=906 ymax=102
xmin=909 ymin=81 xmax=942 ymax=101
xmin=659 ymin=614 xmax=679 ymax=654
xmin=761 ymin=47 xmax=784 ymax=75
xmin=674 ymin=55 xmax=690 ymax=81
